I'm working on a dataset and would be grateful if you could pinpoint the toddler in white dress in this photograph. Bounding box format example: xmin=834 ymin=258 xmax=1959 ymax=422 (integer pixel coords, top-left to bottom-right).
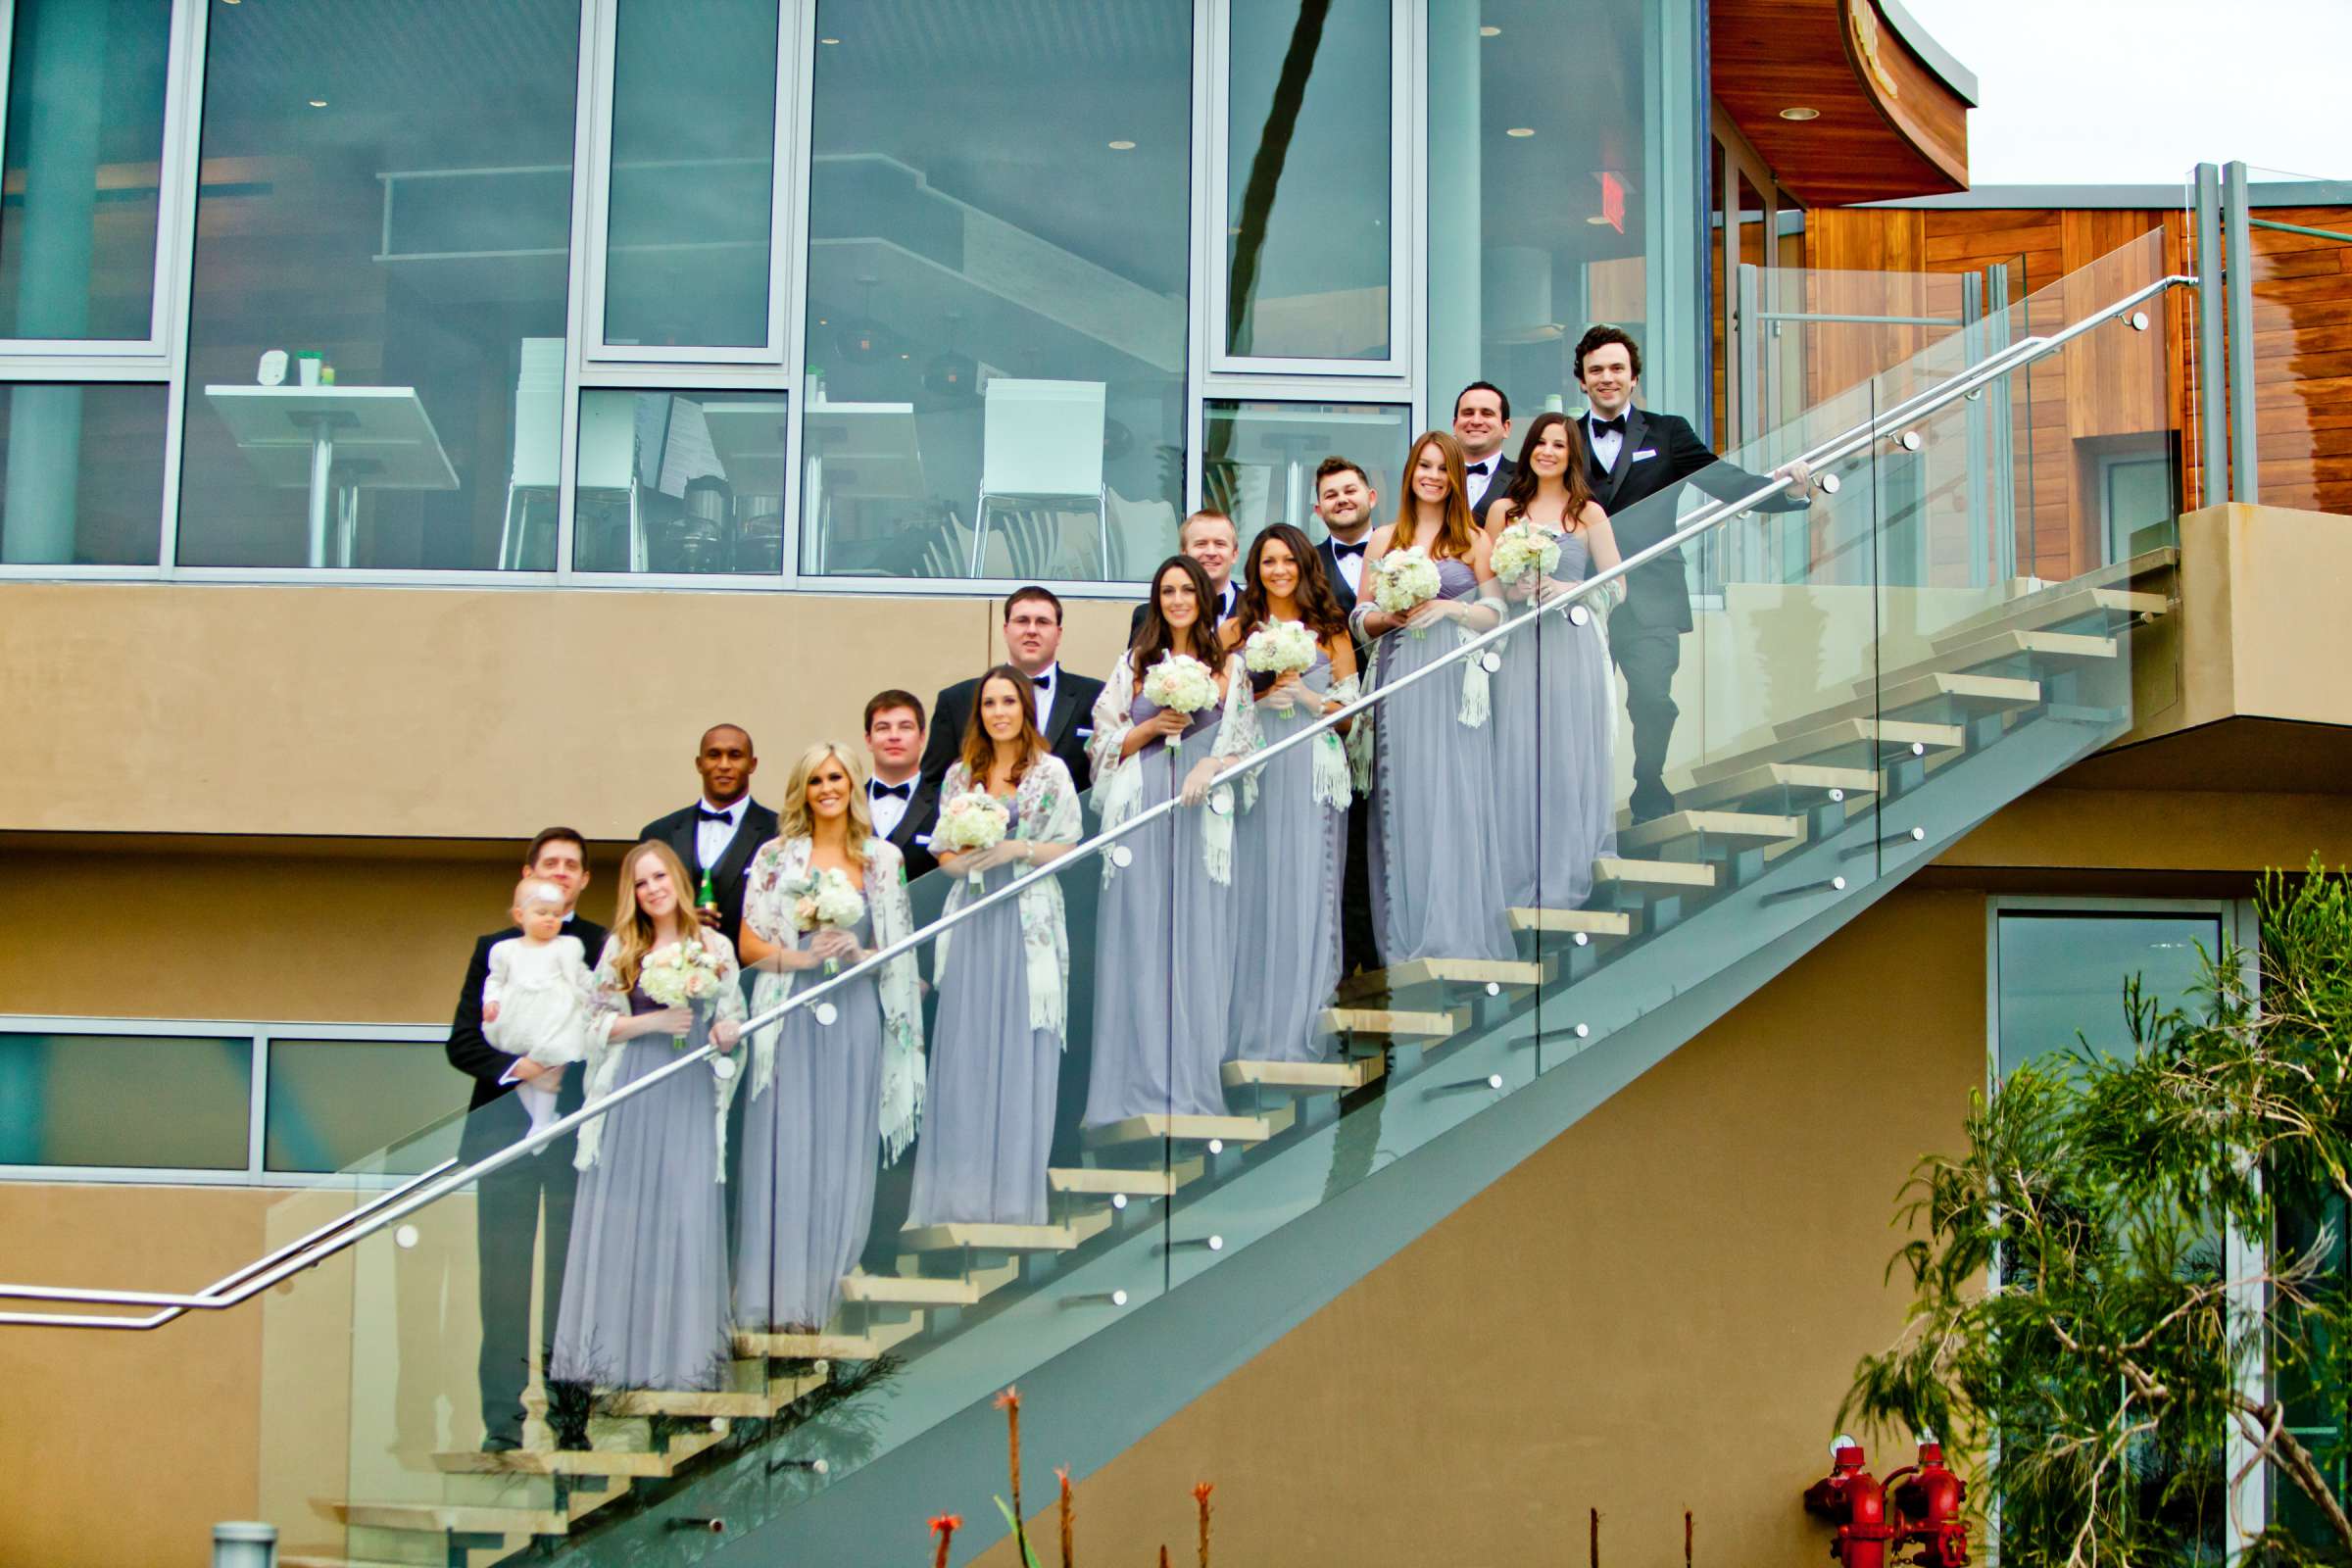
xmin=482 ymin=879 xmax=596 ymax=1143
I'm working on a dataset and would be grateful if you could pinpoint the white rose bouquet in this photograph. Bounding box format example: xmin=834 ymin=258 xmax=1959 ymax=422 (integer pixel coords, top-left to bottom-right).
xmin=935 ymin=790 xmax=1011 ymax=890
xmin=1243 ymin=618 xmax=1318 ymax=676
xmin=1491 ymin=521 xmax=1563 ymax=590
xmin=640 ymin=938 xmax=725 ymax=1048
xmin=1373 ymin=547 xmax=1445 ymax=638
xmin=1141 ymin=653 xmax=1220 ymax=756
xmin=789 ymin=866 xmax=866 ymax=975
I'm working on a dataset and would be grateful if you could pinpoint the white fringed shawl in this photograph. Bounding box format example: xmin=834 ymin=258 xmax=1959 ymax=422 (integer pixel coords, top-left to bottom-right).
xmin=574 ymin=931 xmax=747 ymax=1182
xmin=1345 ymin=607 xmax=1501 ymax=793
xmin=1240 ymin=667 xmax=1361 ymax=815
xmin=1087 ymin=649 xmax=1260 ymax=886
xmin=740 ymin=835 xmax=927 ymax=1163
xmin=933 ymin=754 xmax=1080 ymax=1042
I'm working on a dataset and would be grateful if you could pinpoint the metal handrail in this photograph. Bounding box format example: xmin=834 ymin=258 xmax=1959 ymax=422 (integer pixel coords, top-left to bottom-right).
xmin=0 ymin=270 xmax=2192 ymax=1329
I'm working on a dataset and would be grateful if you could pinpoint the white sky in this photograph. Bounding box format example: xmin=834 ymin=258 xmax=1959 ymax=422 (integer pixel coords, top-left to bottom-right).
xmin=1896 ymin=0 xmax=2352 ymax=185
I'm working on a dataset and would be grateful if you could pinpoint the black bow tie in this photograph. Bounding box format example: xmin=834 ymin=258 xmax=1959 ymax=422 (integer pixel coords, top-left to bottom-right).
xmin=1032 ymin=673 xmax=1052 ymax=689
xmin=1590 ymin=414 xmax=1627 ymax=436
xmin=1332 ymin=540 xmax=1367 ymax=559
xmin=695 ymin=806 xmax=736 ymax=824
xmin=1466 ymin=460 xmax=1491 ymax=475
xmin=869 ymin=781 xmax=911 ymax=802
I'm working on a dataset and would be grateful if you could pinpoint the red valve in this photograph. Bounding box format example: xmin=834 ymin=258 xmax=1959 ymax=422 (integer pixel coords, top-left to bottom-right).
xmin=1802 ymin=1439 xmax=1896 ymax=1568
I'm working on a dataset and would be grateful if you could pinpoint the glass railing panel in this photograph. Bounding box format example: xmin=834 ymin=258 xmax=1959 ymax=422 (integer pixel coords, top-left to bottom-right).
xmin=2236 ymin=165 xmax=2352 ymax=517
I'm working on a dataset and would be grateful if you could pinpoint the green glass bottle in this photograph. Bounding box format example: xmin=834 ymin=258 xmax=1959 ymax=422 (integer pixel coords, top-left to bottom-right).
xmin=696 ymin=867 xmax=718 ymax=918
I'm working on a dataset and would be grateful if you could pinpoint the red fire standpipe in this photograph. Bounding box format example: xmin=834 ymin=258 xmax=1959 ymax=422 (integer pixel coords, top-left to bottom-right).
xmin=1890 ymin=1441 xmax=1970 ymax=1568
xmin=1801 ymin=1438 xmax=1897 ymax=1568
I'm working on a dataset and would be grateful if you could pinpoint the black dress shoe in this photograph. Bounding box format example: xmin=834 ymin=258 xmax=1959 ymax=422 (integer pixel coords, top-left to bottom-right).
xmin=481 ymin=1432 xmax=524 ymax=1454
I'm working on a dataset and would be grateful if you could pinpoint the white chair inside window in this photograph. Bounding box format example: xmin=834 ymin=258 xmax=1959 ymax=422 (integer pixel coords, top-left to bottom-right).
xmin=575 ymin=390 xmax=645 ymax=572
xmin=498 ymin=337 xmax=566 ymax=570
xmin=971 ymin=378 xmax=1106 ymax=577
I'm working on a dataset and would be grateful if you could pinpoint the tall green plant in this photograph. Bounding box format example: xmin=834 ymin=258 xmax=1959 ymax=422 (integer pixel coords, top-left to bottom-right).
xmin=1847 ymin=863 xmax=2352 ymax=1564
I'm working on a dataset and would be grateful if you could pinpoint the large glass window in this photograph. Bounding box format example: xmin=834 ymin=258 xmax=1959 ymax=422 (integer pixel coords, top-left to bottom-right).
xmin=1223 ymin=0 xmax=1392 ymax=363
xmin=1202 ymin=399 xmax=1406 ymax=544
xmin=172 ymin=0 xmax=582 ymax=570
xmin=1428 ymin=0 xmax=1701 ymax=438
xmin=1992 ymin=909 xmax=2221 ymax=1078
xmin=263 ymin=1037 xmax=463 ymax=1174
xmin=0 ymin=1030 xmax=250 ymax=1169
xmin=798 ymin=1 xmax=1192 ymax=584
xmin=601 ymin=0 xmax=780 ymax=351
xmin=0 ymin=0 xmax=172 ymax=342
xmin=572 ymin=387 xmax=790 ymax=575
xmin=0 ymin=380 xmax=166 ymax=563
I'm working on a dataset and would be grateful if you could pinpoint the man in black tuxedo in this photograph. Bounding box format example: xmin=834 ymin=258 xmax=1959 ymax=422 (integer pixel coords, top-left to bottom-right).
xmin=638 ymin=723 xmax=779 ymax=950
xmin=444 ymin=827 xmax=609 ymax=1451
xmin=1127 ymin=509 xmax=1242 ymax=645
xmin=1309 ymin=456 xmax=1382 ymax=979
xmin=1454 ymin=381 xmax=1517 ymax=525
xmin=1574 ymin=325 xmax=1813 ymax=822
xmin=924 ymin=587 xmax=1108 ymax=798
xmin=861 ymin=689 xmax=940 ymax=881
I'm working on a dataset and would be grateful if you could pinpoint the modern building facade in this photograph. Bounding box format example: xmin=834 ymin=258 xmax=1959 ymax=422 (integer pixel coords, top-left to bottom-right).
xmin=5 ymin=0 xmax=2350 ymax=1564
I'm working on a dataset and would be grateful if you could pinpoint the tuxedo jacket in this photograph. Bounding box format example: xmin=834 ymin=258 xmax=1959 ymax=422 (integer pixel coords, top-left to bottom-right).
xmin=921 ymin=669 xmax=1108 ymax=800
xmin=874 ymin=774 xmax=943 ymax=882
xmin=1126 ymin=583 xmax=1239 ymax=650
xmin=638 ymin=798 xmax=780 ymax=949
xmin=1467 ymin=453 xmax=1518 ymax=527
xmin=1312 ymin=534 xmax=1376 ymax=670
xmin=1583 ymin=407 xmax=1809 ymax=636
xmin=446 ymin=915 xmax=611 ymax=1160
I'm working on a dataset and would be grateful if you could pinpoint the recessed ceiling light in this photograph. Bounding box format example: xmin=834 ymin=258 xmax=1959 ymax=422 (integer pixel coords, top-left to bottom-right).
xmin=1505 ymin=127 xmax=1535 ymax=138
xmin=1479 ymin=24 xmax=1500 ymax=35
xmin=307 ymin=98 xmax=327 ymax=108
xmin=1107 ymin=139 xmax=1136 ymax=151
xmin=819 ymin=36 xmax=840 ymax=44
xmin=1779 ymin=106 xmax=1820 ymax=121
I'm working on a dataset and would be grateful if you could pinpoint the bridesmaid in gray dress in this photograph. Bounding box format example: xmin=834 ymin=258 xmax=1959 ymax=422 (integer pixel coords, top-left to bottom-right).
xmin=908 ymin=664 xmax=1081 ymax=1226
xmin=1487 ymin=413 xmax=1625 ymax=910
xmin=1222 ymin=523 xmax=1359 ymax=1063
xmin=1351 ymin=431 xmax=1514 ymax=965
xmin=1084 ymin=554 xmax=1259 ymax=1126
xmin=735 ymin=743 xmax=924 ymax=1332
xmin=552 ymin=839 xmax=745 ymax=1394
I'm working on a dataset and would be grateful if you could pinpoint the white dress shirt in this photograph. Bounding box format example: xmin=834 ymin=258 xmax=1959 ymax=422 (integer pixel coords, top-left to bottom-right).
xmin=1586 ymin=411 xmax=1627 ymax=474
xmin=1327 ymin=536 xmax=1369 ymax=597
xmin=866 ymin=775 xmax=915 ymax=839
xmin=694 ymin=797 xmax=749 ymax=871
xmin=1027 ymin=662 xmax=1060 ymax=735
xmin=1463 ymin=456 xmax=1500 ymax=509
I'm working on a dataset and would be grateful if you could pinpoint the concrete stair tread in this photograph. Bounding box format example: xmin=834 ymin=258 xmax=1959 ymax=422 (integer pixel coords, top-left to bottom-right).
xmin=1334 ymin=957 xmax=1544 ymax=1002
xmin=1687 ymin=717 xmax=1965 ymax=784
xmin=601 ymin=1369 xmax=825 ymax=1419
xmin=432 ymin=1446 xmax=675 ymax=1478
xmin=331 ymin=1502 xmax=567 ymax=1537
xmin=1669 ymin=761 xmax=1879 ymax=814
xmin=843 ymin=1257 xmax=1020 ymax=1307
xmin=1933 ymin=581 xmax=2170 ymax=646
xmin=1785 ymin=672 xmax=2040 ymax=735
xmin=1592 ymin=856 xmax=1716 ymax=891
xmin=736 ymin=1318 xmax=923 ymax=1359
xmin=1222 ymin=1056 xmax=1383 ymax=1093
xmin=1082 ymin=1112 xmax=1275 ymax=1149
xmin=1319 ymin=1004 xmax=1461 ymax=1039
xmin=1616 ymin=809 xmax=1803 ymax=855
xmin=1866 ymin=628 xmax=2117 ymax=693
xmin=1506 ymin=906 xmax=1634 ymax=938
xmin=1049 ymin=1159 xmax=1203 ymax=1199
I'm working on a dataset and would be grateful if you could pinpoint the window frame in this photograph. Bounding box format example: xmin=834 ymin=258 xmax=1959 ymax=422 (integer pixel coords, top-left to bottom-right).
xmin=1200 ymin=0 xmax=1413 ymax=380
xmin=0 ymin=1013 xmax=447 ymax=1187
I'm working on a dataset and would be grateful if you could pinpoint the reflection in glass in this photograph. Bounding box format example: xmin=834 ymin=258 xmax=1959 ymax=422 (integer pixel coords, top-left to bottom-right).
xmin=1428 ymin=0 xmax=1699 ymax=436
xmin=174 ymin=1 xmax=581 ymax=569
xmin=1994 ymin=911 xmax=2221 ymax=1076
xmin=0 ymin=380 xmax=166 ymax=564
xmin=1226 ymin=0 xmax=1391 ymax=360
xmin=572 ymin=388 xmax=790 ymax=574
xmin=604 ymin=0 xmax=779 ymax=349
xmin=0 ymin=1031 xmax=250 ymax=1168
xmin=264 ymin=1038 xmax=465 ymax=1174
xmin=799 ymin=0 xmax=1191 ymax=583
xmin=0 ymin=0 xmax=171 ymax=341
xmin=1201 ymin=399 xmax=1406 ymax=543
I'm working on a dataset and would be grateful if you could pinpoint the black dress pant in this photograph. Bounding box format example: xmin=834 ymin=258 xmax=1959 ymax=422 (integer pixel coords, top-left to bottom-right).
xmin=473 ymin=1125 xmax=576 ymax=1445
xmin=1611 ymin=623 xmax=1685 ymax=819
xmin=1340 ymin=797 xmax=1382 ymax=979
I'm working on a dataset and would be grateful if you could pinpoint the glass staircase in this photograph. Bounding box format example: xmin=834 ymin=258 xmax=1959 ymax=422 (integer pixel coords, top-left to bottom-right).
xmin=216 ymin=231 xmax=2185 ymax=1568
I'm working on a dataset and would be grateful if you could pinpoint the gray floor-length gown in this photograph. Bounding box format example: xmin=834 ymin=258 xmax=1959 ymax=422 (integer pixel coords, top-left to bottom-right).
xmin=551 ymin=986 xmax=732 ymax=1392
xmin=734 ymin=908 xmax=882 ymax=1332
xmin=1492 ymin=526 xmax=1619 ymax=909
xmin=1367 ymin=557 xmax=1515 ymax=964
xmin=907 ymin=798 xmax=1061 ymax=1226
xmin=1231 ymin=654 xmax=1346 ymax=1063
xmin=1084 ymin=696 xmax=1235 ymax=1124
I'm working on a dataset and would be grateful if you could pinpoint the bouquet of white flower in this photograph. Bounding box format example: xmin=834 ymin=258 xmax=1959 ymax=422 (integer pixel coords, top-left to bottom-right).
xmin=790 ymin=866 xmax=866 ymax=974
xmin=640 ymin=938 xmax=725 ymax=1048
xmin=1491 ymin=521 xmax=1563 ymax=589
xmin=935 ymin=790 xmax=1011 ymax=890
xmin=1141 ymin=653 xmax=1219 ymax=756
xmin=1243 ymin=618 xmax=1319 ymax=677
xmin=1373 ymin=547 xmax=1445 ymax=637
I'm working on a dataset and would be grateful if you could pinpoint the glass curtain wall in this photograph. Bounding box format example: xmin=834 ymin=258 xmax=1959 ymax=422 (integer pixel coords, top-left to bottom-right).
xmin=1223 ymin=0 xmax=1391 ymax=363
xmin=173 ymin=0 xmax=582 ymax=570
xmin=796 ymin=0 xmax=1192 ymax=584
xmin=1428 ymin=0 xmax=1701 ymax=438
xmin=0 ymin=380 xmax=166 ymax=562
